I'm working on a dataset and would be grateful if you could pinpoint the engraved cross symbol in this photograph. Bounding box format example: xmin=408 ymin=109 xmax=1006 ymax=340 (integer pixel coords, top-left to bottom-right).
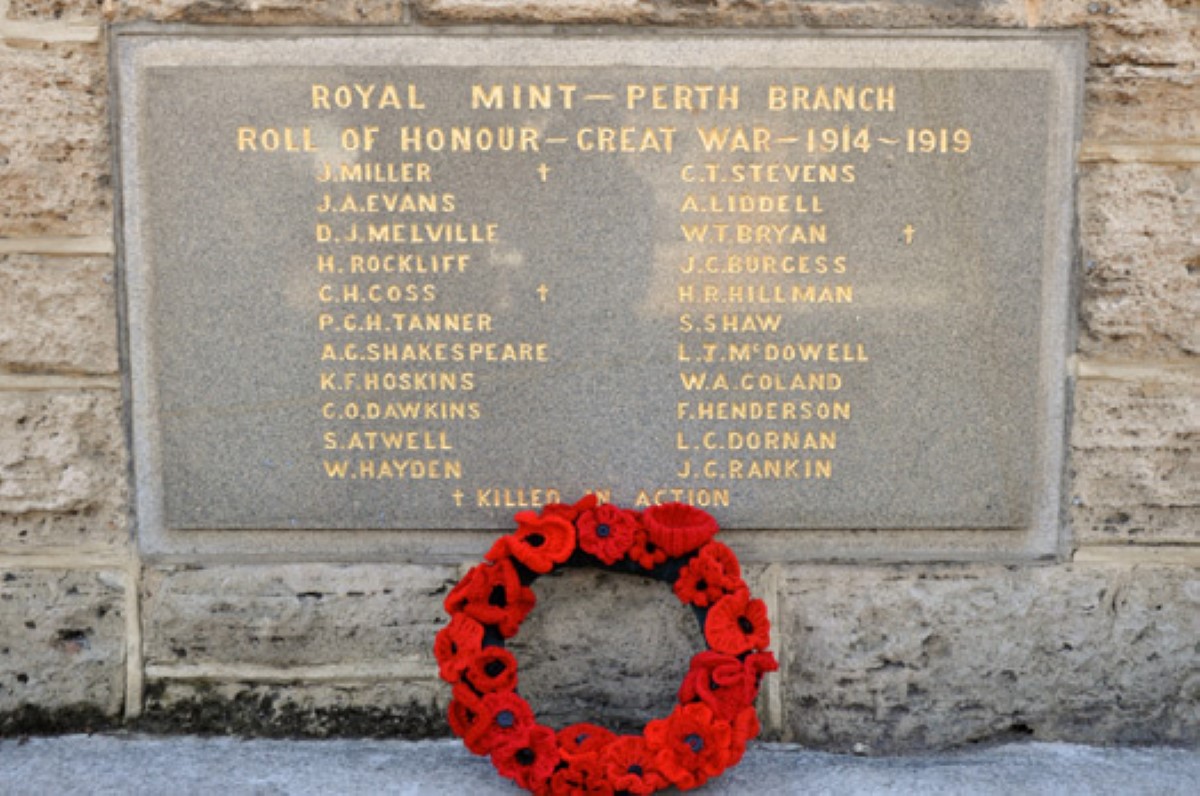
xmin=451 ymin=489 xmax=464 ymax=507
xmin=537 ymin=163 xmax=551 ymax=182
xmin=903 ymin=224 xmax=916 ymax=244
xmin=536 ymin=284 xmax=550 ymax=302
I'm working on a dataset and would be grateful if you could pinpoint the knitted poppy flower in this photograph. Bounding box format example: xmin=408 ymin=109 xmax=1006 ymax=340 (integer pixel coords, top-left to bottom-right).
xmin=447 ymin=683 xmax=483 ymax=741
xmin=744 ymin=650 xmax=780 ymax=689
xmin=705 ymin=588 xmax=771 ymax=655
xmin=464 ymin=646 xmax=518 ymax=694
xmin=721 ymin=706 xmax=763 ymax=771
xmin=433 ymin=613 xmax=485 ymax=683
xmin=602 ymin=736 xmax=670 ymax=795
xmin=577 ymin=503 xmax=638 ymax=565
xmin=556 ymin=722 xmax=617 ymax=762
xmin=673 ymin=542 xmax=744 ymax=607
xmin=679 ymin=649 xmax=777 ymax=722
xmin=678 ymin=651 xmax=751 ymax=722
xmin=642 ymin=502 xmax=719 ymax=557
xmin=645 ymin=702 xmax=735 ymax=790
xmin=547 ymin=753 xmax=614 ymax=795
xmin=465 ymin=690 xmax=536 ymax=755
xmin=444 ymin=558 xmax=536 ymax=638
xmin=731 ymin=705 xmax=762 ymax=759
xmin=486 ymin=511 xmax=576 ymax=574
xmin=542 ymin=493 xmax=598 ymax=523
xmin=628 ymin=524 xmax=669 ymax=570
xmin=490 ymin=724 xmax=560 ymax=792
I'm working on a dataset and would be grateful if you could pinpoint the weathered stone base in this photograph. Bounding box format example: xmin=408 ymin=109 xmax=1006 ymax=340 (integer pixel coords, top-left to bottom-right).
xmin=136 ymin=681 xmax=447 ymax=739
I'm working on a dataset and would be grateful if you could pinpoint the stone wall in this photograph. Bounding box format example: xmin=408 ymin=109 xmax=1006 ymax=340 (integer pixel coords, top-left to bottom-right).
xmin=2 ymin=0 xmax=1196 ymax=751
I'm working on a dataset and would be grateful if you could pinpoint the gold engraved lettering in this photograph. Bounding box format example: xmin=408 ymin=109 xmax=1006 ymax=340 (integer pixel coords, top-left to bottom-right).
xmin=725 ymin=458 xmax=834 ymax=480
xmin=316 ymin=161 xmax=432 ymax=183
xmin=576 ymin=127 xmax=677 ymax=154
xmin=677 ymin=313 xmax=783 ymax=333
xmin=676 ymin=371 xmax=843 ymax=392
xmin=321 ymin=401 xmax=481 ymax=421
xmin=321 ymin=459 xmax=461 ymax=480
xmin=348 ymin=254 xmax=471 ymax=274
xmin=319 ymin=371 xmax=476 ymax=393
xmin=676 ymin=400 xmax=852 ymax=421
xmin=625 ymin=84 xmax=740 ymax=111
xmin=311 ymin=83 xmax=425 ymax=110
xmin=471 ymin=84 xmax=578 ymax=110
xmin=632 ymin=488 xmax=730 ymax=508
xmin=398 ymin=126 xmax=541 ymax=153
xmin=679 ymin=193 xmax=823 ymax=214
xmin=236 ymin=126 xmax=317 ymax=152
xmin=680 ymin=223 xmax=827 ymax=245
xmin=677 ymin=283 xmax=852 ymax=304
xmin=316 ymin=192 xmax=456 ymax=214
xmin=679 ymin=163 xmax=855 ymax=185
xmin=695 ymin=126 xmax=772 ymax=153
xmin=767 ymin=84 xmax=895 ymax=112
xmin=475 ymin=488 xmax=562 ymax=509
xmin=358 ymin=222 xmax=497 ymax=244
xmin=320 ymin=342 xmax=549 ymax=363
xmin=680 ymin=254 xmax=847 ymax=275
xmin=317 ymin=283 xmax=437 ymax=304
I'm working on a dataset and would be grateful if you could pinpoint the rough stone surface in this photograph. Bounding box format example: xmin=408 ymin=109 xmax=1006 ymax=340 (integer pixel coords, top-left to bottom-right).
xmin=138 ymin=680 xmax=447 ymax=738
xmin=414 ymin=0 xmax=658 ymax=23
xmin=1086 ymin=67 xmax=1200 ymax=142
xmin=0 ymin=254 xmax=118 ymax=376
xmin=0 ymin=41 xmax=109 ymax=238
xmin=0 ymin=569 xmax=125 ymax=722
xmin=781 ymin=563 xmax=1200 ymax=753
xmin=141 ymin=563 xmax=455 ymax=667
xmin=789 ymin=0 xmax=1026 ymax=28
xmin=507 ymin=568 xmax=703 ymax=733
xmin=1036 ymin=0 xmax=1200 ymax=68
xmin=0 ymin=390 xmax=128 ymax=549
xmin=1078 ymin=164 xmax=1200 ymax=359
xmin=105 ymin=0 xmax=405 ymax=23
xmin=6 ymin=0 xmax=103 ymax=20
xmin=1072 ymin=373 xmax=1200 ymax=545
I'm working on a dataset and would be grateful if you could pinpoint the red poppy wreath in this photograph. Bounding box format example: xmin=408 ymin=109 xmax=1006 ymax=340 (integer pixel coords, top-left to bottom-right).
xmin=434 ymin=496 xmax=777 ymax=794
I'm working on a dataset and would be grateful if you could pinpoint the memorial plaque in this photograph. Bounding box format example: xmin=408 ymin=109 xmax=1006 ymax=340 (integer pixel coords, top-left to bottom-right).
xmin=115 ymin=31 xmax=1082 ymax=540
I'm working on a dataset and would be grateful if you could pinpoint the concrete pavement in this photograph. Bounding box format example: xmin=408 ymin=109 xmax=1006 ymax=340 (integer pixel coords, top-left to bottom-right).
xmin=0 ymin=735 xmax=1197 ymax=795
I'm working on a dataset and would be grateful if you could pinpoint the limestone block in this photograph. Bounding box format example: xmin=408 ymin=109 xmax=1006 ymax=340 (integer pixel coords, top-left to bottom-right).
xmin=141 ymin=563 xmax=458 ymax=667
xmin=105 ymin=0 xmax=404 ymax=23
xmin=507 ymin=568 xmax=702 ymax=732
xmin=1072 ymin=505 xmax=1200 ymax=545
xmin=142 ymin=563 xmax=729 ymax=734
xmin=138 ymin=679 xmax=447 ymax=737
xmin=780 ymin=563 xmax=1200 ymax=752
xmin=6 ymin=0 xmax=103 ymax=20
xmin=1072 ymin=448 xmax=1198 ymax=514
xmin=788 ymin=0 xmax=1026 ymax=28
xmin=0 ymin=254 xmax=118 ymax=375
xmin=0 ymin=568 xmax=125 ymax=721
xmin=414 ymin=0 xmax=657 ymax=23
xmin=1086 ymin=66 xmax=1200 ymax=142
xmin=0 ymin=41 xmax=109 ymax=238
xmin=1035 ymin=0 xmax=1200 ymax=68
xmin=415 ymin=0 xmax=799 ymax=25
xmin=0 ymin=391 xmax=128 ymax=549
xmin=1078 ymin=164 xmax=1199 ymax=359
xmin=1070 ymin=373 xmax=1199 ymax=544
xmin=1074 ymin=375 xmax=1200 ymax=451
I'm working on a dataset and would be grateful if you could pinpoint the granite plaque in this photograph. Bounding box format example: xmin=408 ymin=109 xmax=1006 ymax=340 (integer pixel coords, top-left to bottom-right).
xmin=115 ymin=31 xmax=1082 ymax=538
